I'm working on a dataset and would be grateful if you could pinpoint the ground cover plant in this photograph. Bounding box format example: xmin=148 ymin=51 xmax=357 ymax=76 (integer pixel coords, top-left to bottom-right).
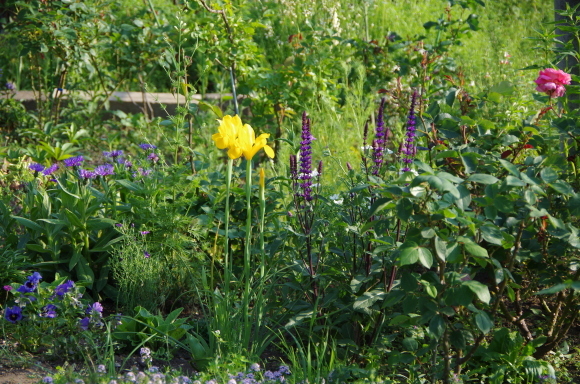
xmin=3 ymin=0 xmax=580 ymax=383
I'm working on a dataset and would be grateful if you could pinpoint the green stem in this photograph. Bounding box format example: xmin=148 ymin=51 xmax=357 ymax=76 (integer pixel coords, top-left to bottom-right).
xmin=259 ymin=170 xmax=266 ymax=280
xmin=224 ymin=159 xmax=233 ymax=293
xmin=243 ymin=158 xmax=253 ymax=349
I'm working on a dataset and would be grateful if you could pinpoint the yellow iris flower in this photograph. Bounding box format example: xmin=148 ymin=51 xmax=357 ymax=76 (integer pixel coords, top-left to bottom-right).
xmin=212 ymin=115 xmax=275 ymax=160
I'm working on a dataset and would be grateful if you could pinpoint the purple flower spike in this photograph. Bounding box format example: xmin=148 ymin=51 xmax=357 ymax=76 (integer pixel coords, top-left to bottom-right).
xmin=400 ymin=90 xmax=418 ymax=172
xmin=372 ymin=98 xmax=389 ymax=176
xmin=298 ymin=112 xmax=315 ymax=202
xmin=5 ymin=306 xmax=23 ymax=323
xmin=42 ymin=164 xmax=59 ymax=176
xmin=64 ymin=155 xmax=84 ymax=167
xmin=94 ymin=164 xmax=115 ymax=176
xmin=29 ymin=163 xmax=45 ymax=173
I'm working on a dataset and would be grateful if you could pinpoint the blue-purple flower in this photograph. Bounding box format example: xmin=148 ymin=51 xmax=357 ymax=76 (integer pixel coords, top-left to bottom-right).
xmin=5 ymin=81 xmax=15 ymax=91
xmin=54 ymin=280 xmax=75 ymax=298
xmin=5 ymin=306 xmax=23 ymax=323
xmin=87 ymin=302 xmax=104 ymax=316
xmin=78 ymin=169 xmax=97 ymax=179
xmin=94 ymin=164 xmax=115 ymax=176
xmin=144 ymin=251 xmax=151 ymax=258
xmin=42 ymin=164 xmax=59 ymax=176
xmin=103 ymin=150 xmax=123 ymax=159
xmin=17 ymin=272 xmax=42 ymax=293
xmin=139 ymin=143 xmax=157 ymax=151
xmin=29 ymin=163 xmax=45 ymax=173
xmin=64 ymin=155 xmax=84 ymax=167
xmin=294 ymin=112 xmax=317 ymax=202
xmin=79 ymin=317 xmax=90 ymax=330
xmin=147 ymin=153 xmax=159 ymax=164
xmin=400 ymin=90 xmax=418 ymax=173
xmin=41 ymin=304 xmax=58 ymax=318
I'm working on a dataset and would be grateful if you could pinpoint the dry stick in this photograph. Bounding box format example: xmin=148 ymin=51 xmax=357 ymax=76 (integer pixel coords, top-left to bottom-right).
xmin=455 ymin=220 xmax=526 ymax=370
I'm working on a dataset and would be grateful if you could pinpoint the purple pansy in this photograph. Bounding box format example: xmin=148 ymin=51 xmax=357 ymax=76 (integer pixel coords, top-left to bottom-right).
xmin=5 ymin=306 xmax=23 ymax=323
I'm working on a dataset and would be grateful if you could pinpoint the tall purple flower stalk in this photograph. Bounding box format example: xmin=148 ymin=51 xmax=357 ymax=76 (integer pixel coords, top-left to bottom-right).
xmin=298 ymin=112 xmax=315 ymax=201
xmin=371 ymin=98 xmax=388 ymax=176
xmin=401 ymin=90 xmax=418 ymax=172
xmin=289 ymin=112 xmax=322 ymax=302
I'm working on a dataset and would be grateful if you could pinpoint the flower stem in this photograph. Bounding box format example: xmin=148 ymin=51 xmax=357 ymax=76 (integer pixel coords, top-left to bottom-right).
xmin=224 ymin=158 xmax=233 ymax=293
xmin=243 ymin=158 xmax=253 ymax=349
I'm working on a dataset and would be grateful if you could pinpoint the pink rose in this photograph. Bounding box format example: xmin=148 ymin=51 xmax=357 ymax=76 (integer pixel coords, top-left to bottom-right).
xmin=535 ymin=68 xmax=571 ymax=98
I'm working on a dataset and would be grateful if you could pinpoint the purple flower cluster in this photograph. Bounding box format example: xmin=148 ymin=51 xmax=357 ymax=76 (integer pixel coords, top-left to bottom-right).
xmin=29 ymin=163 xmax=45 ymax=173
xmin=139 ymin=143 xmax=157 ymax=151
xmin=103 ymin=150 xmax=123 ymax=159
xmin=79 ymin=169 xmax=97 ymax=179
xmin=371 ymin=98 xmax=389 ymax=176
xmin=42 ymin=163 xmax=59 ymax=176
xmin=228 ymin=365 xmax=291 ymax=384
xmin=64 ymin=155 xmax=84 ymax=168
xmin=5 ymin=81 xmax=15 ymax=91
xmin=79 ymin=301 xmax=104 ymax=330
xmin=94 ymin=164 xmax=115 ymax=176
xmin=400 ymin=90 xmax=418 ymax=172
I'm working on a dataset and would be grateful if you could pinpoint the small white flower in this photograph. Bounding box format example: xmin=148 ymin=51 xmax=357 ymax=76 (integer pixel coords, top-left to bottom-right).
xmin=360 ymin=145 xmax=372 ymax=151
xmin=329 ymin=194 xmax=343 ymax=205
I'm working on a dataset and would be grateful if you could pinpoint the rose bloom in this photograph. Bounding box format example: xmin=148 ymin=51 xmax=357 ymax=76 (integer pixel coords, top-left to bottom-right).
xmin=535 ymin=68 xmax=571 ymax=98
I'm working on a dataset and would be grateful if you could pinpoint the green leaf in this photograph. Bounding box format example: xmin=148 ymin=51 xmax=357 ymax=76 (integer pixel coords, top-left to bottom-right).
xmin=550 ymin=181 xmax=574 ymax=196
xmin=12 ymin=216 xmax=44 ymax=232
xmin=396 ymin=198 xmax=414 ymax=222
xmin=116 ymin=179 xmax=145 ymax=193
xmin=467 ymin=174 xmax=499 ymax=184
xmin=459 ymin=237 xmax=489 ymax=258
xmin=480 ymin=224 xmax=503 ymax=246
xmin=499 ymin=159 xmax=520 ymax=177
xmin=463 ymin=280 xmax=491 ymax=304
xmin=536 ymin=283 xmax=568 ymax=295
xmin=353 ymin=289 xmax=386 ymax=312
xmin=429 ymin=315 xmax=446 ymax=339
xmin=475 ymin=311 xmax=492 ymax=334
xmin=367 ymin=197 xmax=393 ymax=218
xmin=540 ymin=167 xmax=558 ymax=183
xmin=490 ymin=81 xmax=515 ymax=95
xmin=399 ymin=242 xmax=433 ymax=268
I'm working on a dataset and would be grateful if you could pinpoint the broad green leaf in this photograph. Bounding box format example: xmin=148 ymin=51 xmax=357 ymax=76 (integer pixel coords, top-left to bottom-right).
xmin=396 ymin=198 xmax=414 ymax=222
xmin=353 ymin=289 xmax=386 ymax=312
xmin=480 ymin=224 xmax=504 ymax=246
xmin=499 ymin=159 xmax=520 ymax=177
xmin=467 ymin=174 xmax=499 ymax=184
xmin=459 ymin=237 xmax=489 ymax=258
xmin=399 ymin=242 xmax=433 ymax=268
xmin=429 ymin=315 xmax=446 ymax=339
xmin=402 ymin=337 xmax=419 ymax=351
xmin=475 ymin=311 xmax=492 ymax=334
xmin=540 ymin=167 xmax=558 ymax=183
xmin=536 ymin=283 xmax=568 ymax=295
xmin=463 ymin=280 xmax=491 ymax=304
xmin=550 ymin=181 xmax=574 ymax=196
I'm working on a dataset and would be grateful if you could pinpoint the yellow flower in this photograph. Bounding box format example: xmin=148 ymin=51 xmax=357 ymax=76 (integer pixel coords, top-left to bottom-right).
xmin=237 ymin=123 xmax=275 ymax=160
xmin=212 ymin=115 xmax=243 ymax=159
